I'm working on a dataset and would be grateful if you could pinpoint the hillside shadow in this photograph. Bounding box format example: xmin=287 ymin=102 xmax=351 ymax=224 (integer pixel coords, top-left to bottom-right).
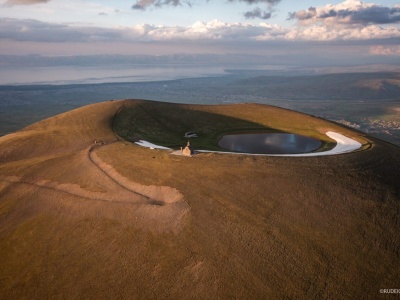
xmin=113 ymin=100 xmax=323 ymax=151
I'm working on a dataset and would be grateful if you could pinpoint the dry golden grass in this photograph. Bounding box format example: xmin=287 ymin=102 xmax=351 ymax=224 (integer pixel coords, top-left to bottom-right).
xmin=0 ymin=99 xmax=399 ymax=299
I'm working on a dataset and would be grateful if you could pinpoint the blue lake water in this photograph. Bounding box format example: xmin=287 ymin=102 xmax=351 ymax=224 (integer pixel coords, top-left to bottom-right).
xmin=218 ymin=133 xmax=322 ymax=154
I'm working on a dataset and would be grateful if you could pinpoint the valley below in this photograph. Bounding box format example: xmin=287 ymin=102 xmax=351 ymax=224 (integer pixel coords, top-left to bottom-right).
xmin=1 ymin=71 xmax=399 ymax=146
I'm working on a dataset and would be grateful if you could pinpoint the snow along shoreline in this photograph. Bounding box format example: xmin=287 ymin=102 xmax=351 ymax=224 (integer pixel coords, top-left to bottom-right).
xmin=135 ymin=131 xmax=362 ymax=157
xmin=134 ymin=140 xmax=172 ymax=150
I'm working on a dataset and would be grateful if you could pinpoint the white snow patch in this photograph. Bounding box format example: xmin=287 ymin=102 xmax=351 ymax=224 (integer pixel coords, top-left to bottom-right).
xmin=197 ymin=131 xmax=362 ymax=157
xmin=135 ymin=140 xmax=171 ymax=150
xmin=134 ymin=132 xmax=362 ymax=157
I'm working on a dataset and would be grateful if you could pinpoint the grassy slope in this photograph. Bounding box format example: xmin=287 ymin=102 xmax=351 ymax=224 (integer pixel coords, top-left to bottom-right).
xmin=0 ymin=99 xmax=399 ymax=299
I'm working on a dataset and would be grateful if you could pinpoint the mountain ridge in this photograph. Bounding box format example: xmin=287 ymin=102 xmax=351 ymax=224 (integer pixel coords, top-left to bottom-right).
xmin=0 ymin=99 xmax=399 ymax=299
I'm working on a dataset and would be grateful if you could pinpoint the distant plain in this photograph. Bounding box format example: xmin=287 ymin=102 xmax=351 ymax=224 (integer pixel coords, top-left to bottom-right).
xmin=1 ymin=68 xmax=399 ymax=146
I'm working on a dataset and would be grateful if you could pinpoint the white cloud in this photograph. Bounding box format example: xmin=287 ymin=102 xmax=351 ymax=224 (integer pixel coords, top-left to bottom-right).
xmin=1 ymin=16 xmax=400 ymax=44
xmin=369 ymin=45 xmax=400 ymax=55
xmin=289 ymin=0 xmax=400 ymax=26
xmin=284 ymin=0 xmax=400 ymax=41
xmin=284 ymin=24 xmax=400 ymax=41
xmin=5 ymin=0 xmax=49 ymax=5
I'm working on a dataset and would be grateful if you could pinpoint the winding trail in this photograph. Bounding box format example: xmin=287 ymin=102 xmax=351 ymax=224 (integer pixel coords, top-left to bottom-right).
xmin=88 ymin=142 xmax=154 ymax=202
xmin=2 ymin=131 xmax=360 ymax=204
xmin=0 ymin=175 xmax=147 ymax=205
xmin=88 ymin=142 xmax=182 ymax=205
xmin=0 ymin=141 xmax=183 ymax=206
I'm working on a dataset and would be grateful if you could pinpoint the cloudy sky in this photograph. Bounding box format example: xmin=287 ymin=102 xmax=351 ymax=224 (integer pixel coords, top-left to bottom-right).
xmin=0 ymin=0 xmax=400 ymax=66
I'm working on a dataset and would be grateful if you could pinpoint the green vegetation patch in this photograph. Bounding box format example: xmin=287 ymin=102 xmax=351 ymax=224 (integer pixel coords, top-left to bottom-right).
xmin=113 ymin=101 xmax=278 ymax=150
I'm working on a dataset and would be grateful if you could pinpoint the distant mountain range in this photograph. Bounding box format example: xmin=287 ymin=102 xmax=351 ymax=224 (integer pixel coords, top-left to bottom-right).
xmin=0 ymin=53 xmax=280 ymax=68
xmin=1 ymin=54 xmax=400 ymax=71
xmin=229 ymin=72 xmax=400 ymax=100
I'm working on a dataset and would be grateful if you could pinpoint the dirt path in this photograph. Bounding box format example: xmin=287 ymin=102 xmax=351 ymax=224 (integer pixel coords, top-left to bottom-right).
xmin=88 ymin=142 xmax=183 ymax=205
xmin=0 ymin=141 xmax=184 ymax=207
xmin=0 ymin=175 xmax=147 ymax=205
xmin=88 ymin=142 xmax=152 ymax=201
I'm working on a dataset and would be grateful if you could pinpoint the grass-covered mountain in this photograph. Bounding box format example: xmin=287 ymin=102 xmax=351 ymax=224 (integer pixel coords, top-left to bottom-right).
xmin=0 ymin=100 xmax=399 ymax=299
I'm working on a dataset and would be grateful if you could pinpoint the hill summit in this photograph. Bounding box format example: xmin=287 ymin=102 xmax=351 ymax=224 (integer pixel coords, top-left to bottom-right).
xmin=0 ymin=100 xmax=399 ymax=299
